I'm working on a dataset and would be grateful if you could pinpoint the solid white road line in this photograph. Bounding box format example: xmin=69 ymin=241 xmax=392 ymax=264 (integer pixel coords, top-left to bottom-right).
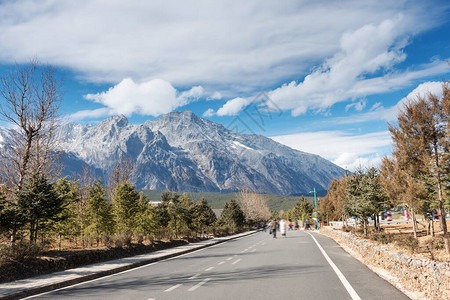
xmin=231 ymin=258 xmax=241 ymax=265
xmin=205 ymin=266 xmax=214 ymax=271
xmin=188 ymin=278 xmax=211 ymax=292
xmin=189 ymin=273 xmax=200 ymax=280
xmin=307 ymin=232 xmax=361 ymax=300
xmin=164 ymin=284 xmax=182 ymax=292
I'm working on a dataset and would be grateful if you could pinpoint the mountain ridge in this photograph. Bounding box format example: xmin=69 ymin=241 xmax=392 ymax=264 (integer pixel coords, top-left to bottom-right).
xmin=3 ymin=110 xmax=345 ymax=195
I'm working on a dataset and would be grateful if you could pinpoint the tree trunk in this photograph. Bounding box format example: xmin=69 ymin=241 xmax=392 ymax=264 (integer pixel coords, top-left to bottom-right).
xmin=363 ymin=218 xmax=367 ymax=236
xmin=411 ymin=208 xmax=417 ymax=238
xmin=431 ymin=219 xmax=435 ymax=237
xmin=10 ymin=228 xmax=17 ymax=248
xmin=433 ymin=142 xmax=449 ymax=254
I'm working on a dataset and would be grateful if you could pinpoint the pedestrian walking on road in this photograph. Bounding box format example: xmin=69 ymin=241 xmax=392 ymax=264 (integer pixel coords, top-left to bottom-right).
xmin=280 ymin=219 xmax=287 ymax=237
xmin=271 ymin=219 xmax=277 ymax=238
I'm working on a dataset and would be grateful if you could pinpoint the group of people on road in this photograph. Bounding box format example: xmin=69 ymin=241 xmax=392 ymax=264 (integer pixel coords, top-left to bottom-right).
xmin=268 ymin=219 xmax=287 ymax=238
xmin=264 ymin=218 xmax=313 ymax=238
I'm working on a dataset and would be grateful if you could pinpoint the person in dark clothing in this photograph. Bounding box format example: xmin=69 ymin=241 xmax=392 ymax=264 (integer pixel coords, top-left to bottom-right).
xmin=271 ymin=219 xmax=277 ymax=238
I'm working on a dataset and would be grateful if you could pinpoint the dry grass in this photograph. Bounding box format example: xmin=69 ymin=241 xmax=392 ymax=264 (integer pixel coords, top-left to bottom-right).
xmin=374 ymin=221 xmax=449 ymax=262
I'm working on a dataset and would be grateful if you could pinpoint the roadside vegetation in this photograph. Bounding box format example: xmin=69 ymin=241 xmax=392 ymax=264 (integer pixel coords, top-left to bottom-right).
xmin=0 ymin=62 xmax=275 ymax=283
xmin=319 ymin=80 xmax=450 ymax=259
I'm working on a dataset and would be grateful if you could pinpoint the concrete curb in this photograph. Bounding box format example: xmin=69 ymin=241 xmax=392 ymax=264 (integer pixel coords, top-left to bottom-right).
xmin=0 ymin=230 xmax=257 ymax=300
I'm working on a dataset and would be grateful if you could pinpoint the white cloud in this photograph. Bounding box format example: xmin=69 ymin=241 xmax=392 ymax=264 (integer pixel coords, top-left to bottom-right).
xmin=177 ymin=86 xmax=204 ymax=103
xmin=208 ymin=91 xmax=223 ymax=100
xmin=331 ymin=80 xmax=445 ymax=125
xmin=345 ymin=98 xmax=367 ymax=112
xmin=334 ymin=153 xmax=383 ymax=171
xmin=0 ymin=0 xmax=444 ymax=92
xmin=216 ymin=97 xmax=251 ymax=116
xmin=387 ymin=80 xmax=444 ymax=119
xmin=76 ymin=78 xmax=204 ymax=119
xmin=203 ymin=108 xmax=215 ymax=117
xmin=266 ymin=16 xmax=419 ymax=116
xmin=69 ymin=108 xmax=112 ymax=121
xmin=271 ymin=130 xmax=391 ymax=171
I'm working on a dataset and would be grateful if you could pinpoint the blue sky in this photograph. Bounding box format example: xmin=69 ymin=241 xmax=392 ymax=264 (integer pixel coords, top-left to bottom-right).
xmin=0 ymin=0 xmax=449 ymax=171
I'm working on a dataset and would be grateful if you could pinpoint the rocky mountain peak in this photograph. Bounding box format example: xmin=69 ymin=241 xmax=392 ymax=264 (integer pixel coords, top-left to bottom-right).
xmin=54 ymin=111 xmax=345 ymax=195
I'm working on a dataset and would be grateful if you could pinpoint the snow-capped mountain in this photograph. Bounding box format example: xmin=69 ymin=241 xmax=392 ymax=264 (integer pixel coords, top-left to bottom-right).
xmin=56 ymin=110 xmax=344 ymax=194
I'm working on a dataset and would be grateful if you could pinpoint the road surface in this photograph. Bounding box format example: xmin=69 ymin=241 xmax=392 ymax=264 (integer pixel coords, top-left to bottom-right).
xmin=26 ymin=230 xmax=408 ymax=300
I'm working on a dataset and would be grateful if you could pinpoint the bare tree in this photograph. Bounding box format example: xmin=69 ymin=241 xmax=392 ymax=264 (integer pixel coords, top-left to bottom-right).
xmin=106 ymin=156 xmax=134 ymax=201
xmin=0 ymin=60 xmax=63 ymax=245
xmin=0 ymin=60 xmax=62 ymax=190
xmin=237 ymin=189 xmax=271 ymax=223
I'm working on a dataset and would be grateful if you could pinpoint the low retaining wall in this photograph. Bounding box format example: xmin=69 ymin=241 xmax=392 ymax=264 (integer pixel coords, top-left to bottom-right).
xmin=320 ymin=228 xmax=449 ymax=300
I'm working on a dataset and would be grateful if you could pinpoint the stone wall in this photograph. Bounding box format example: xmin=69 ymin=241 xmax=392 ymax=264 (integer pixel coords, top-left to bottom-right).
xmin=320 ymin=228 xmax=449 ymax=300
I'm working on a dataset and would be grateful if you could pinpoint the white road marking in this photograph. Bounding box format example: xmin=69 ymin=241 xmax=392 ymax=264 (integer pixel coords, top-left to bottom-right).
xmin=231 ymin=258 xmax=241 ymax=265
xmin=188 ymin=278 xmax=211 ymax=292
xmin=164 ymin=284 xmax=182 ymax=292
xmin=189 ymin=273 xmax=200 ymax=280
xmin=205 ymin=266 xmax=214 ymax=271
xmin=218 ymin=261 xmax=226 ymax=265
xmin=251 ymin=249 xmax=256 ymax=253
xmin=23 ymin=233 xmax=259 ymax=299
xmin=226 ymin=257 xmax=233 ymax=261
xmin=307 ymin=232 xmax=361 ymax=300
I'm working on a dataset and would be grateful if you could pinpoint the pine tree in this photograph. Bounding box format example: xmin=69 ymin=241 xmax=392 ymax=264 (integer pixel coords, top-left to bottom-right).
xmin=190 ymin=198 xmax=216 ymax=237
xmin=344 ymin=168 xmax=388 ymax=236
xmin=291 ymin=196 xmax=313 ymax=224
xmin=219 ymin=199 xmax=245 ymax=233
xmin=85 ymin=180 xmax=114 ymax=246
xmin=113 ymin=182 xmax=141 ymax=234
xmin=133 ymin=192 xmax=153 ymax=238
xmin=16 ymin=173 xmax=65 ymax=244
xmin=53 ymin=178 xmax=81 ymax=250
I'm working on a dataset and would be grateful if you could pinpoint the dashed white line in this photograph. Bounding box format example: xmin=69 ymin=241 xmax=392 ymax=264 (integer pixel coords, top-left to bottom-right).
xmin=226 ymin=257 xmax=233 ymax=261
xmin=231 ymin=258 xmax=241 ymax=265
xmin=306 ymin=232 xmax=361 ymax=300
xmin=205 ymin=266 xmax=214 ymax=271
xmin=251 ymin=249 xmax=256 ymax=253
xmin=188 ymin=278 xmax=211 ymax=292
xmin=164 ymin=284 xmax=182 ymax=292
xmin=218 ymin=261 xmax=226 ymax=265
xmin=189 ymin=273 xmax=200 ymax=280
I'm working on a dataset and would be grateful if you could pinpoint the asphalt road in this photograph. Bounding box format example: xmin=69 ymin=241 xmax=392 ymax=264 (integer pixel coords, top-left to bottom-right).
xmin=26 ymin=230 xmax=408 ymax=300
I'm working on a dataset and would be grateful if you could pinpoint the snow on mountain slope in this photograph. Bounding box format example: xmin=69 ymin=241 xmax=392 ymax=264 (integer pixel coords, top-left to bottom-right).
xmin=56 ymin=110 xmax=345 ymax=195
